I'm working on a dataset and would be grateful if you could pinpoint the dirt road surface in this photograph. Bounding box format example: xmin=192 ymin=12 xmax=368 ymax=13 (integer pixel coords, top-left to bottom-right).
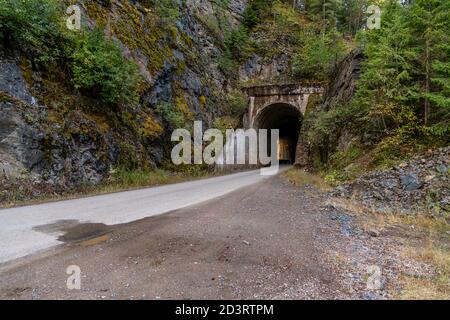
xmin=0 ymin=168 xmax=279 ymax=263
xmin=0 ymin=175 xmax=427 ymax=299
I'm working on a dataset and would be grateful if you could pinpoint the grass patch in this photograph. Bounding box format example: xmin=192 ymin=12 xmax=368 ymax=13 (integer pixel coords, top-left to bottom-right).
xmin=329 ymin=197 xmax=450 ymax=300
xmin=400 ymin=244 xmax=450 ymax=300
xmin=284 ymin=168 xmax=332 ymax=191
xmin=0 ymin=168 xmax=224 ymax=209
xmin=106 ymin=168 xmax=178 ymax=189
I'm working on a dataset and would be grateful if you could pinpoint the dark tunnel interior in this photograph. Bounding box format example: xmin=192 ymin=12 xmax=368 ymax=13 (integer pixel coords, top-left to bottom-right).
xmin=254 ymin=103 xmax=302 ymax=164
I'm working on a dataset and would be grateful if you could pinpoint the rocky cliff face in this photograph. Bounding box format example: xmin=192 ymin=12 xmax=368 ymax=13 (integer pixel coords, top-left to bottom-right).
xmin=0 ymin=0 xmax=247 ymax=201
xmin=321 ymin=49 xmax=363 ymax=112
xmin=0 ymin=52 xmax=44 ymax=179
xmin=239 ymin=53 xmax=290 ymax=84
xmin=295 ymin=49 xmax=364 ymax=168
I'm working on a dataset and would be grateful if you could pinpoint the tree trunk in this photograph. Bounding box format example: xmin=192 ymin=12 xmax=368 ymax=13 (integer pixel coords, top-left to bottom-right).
xmin=425 ymin=38 xmax=430 ymax=126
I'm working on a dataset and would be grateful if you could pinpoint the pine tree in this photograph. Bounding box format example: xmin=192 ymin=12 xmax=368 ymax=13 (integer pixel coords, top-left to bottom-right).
xmin=427 ymin=43 xmax=450 ymax=136
xmin=337 ymin=0 xmax=368 ymax=36
xmin=407 ymin=0 xmax=450 ymax=127
xmin=307 ymin=0 xmax=340 ymax=32
xmin=354 ymin=1 xmax=417 ymax=135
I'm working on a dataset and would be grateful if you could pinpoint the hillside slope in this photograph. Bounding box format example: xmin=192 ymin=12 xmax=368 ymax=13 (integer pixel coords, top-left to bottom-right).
xmin=0 ymin=0 xmax=248 ymax=202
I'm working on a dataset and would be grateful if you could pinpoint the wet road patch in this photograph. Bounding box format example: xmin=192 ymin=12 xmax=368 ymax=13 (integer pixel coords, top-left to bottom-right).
xmin=33 ymin=220 xmax=111 ymax=244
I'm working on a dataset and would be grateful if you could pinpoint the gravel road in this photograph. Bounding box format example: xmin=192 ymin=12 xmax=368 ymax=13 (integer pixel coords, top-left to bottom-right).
xmin=0 ymin=173 xmax=427 ymax=300
xmin=0 ymin=168 xmax=286 ymax=264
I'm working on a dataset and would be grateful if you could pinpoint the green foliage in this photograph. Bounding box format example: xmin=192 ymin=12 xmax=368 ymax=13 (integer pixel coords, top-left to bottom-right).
xmin=226 ymin=89 xmax=248 ymax=116
xmin=155 ymin=0 xmax=180 ymax=24
xmin=292 ymin=29 xmax=346 ymax=80
xmin=354 ymin=1 xmax=416 ymax=135
xmin=307 ymin=0 xmax=340 ymax=26
xmin=0 ymin=0 xmax=144 ymax=106
xmin=138 ymin=0 xmax=179 ymax=23
xmin=329 ymin=144 xmax=362 ymax=169
xmin=224 ymin=27 xmax=251 ymax=61
xmin=303 ymin=0 xmax=449 ymax=173
xmin=243 ymin=0 xmax=276 ymax=30
xmin=213 ymin=116 xmax=240 ymax=135
xmin=71 ymin=29 xmax=143 ymax=105
xmin=407 ymin=0 xmax=450 ymax=135
xmin=336 ymin=0 xmax=369 ymax=36
xmin=353 ymin=0 xmax=449 ymax=142
xmin=303 ymin=108 xmax=340 ymax=148
xmin=156 ymin=101 xmax=186 ymax=130
xmin=217 ymin=51 xmax=234 ymax=73
xmin=110 ymin=167 xmax=170 ymax=188
xmin=324 ymin=169 xmax=349 ymax=185
xmin=0 ymin=0 xmax=68 ymax=63
xmin=426 ymin=42 xmax=450 ymax=137
xmin=219 ymin=26 xmax=255 ymax=72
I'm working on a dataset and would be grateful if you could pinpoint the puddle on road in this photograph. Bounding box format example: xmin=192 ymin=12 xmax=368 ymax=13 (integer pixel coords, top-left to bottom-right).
xmin=33 ymin=219 xmax=112 ymax=245
xmin=79 ymin=234 xmax=111 ymax=246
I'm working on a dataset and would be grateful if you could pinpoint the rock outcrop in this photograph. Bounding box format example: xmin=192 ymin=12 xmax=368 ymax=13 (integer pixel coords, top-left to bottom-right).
xmin=332 ymin=147 xmax=450 ymax=216
xmin=295 ymin=49 xmax=364 ymax=168
xmin=239 ymin=53 xmax=290 ymax=84
xmin=0 ymin=51 xmax=44 ymax=178
xmin=0 ymin=0 xmax=248 ymax=203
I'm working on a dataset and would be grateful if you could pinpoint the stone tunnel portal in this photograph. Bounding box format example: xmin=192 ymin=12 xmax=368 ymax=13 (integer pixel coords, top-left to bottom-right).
xmin=244 ymin=83 xmax=325 ymax=165
xmin=253 ymin=103 xmax=302 ymax=164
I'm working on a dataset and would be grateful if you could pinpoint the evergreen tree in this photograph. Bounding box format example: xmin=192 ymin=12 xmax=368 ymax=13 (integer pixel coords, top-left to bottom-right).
xmin=427 ymin=42 xmax=450 ymax=137
xmin=354 ymin=1 xmax=417 ymax=135
xmin=336 ymin=0 xmax=368 ymax=36
xmin=407 ymin=0 xmax=450 ymax=130
xmin=306 ymin=0 xmax=340 ymax=32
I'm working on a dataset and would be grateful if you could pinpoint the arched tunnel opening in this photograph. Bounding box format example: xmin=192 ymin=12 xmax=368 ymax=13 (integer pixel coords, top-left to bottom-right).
xmin=253 ymin=103 xmax=302 ymax=164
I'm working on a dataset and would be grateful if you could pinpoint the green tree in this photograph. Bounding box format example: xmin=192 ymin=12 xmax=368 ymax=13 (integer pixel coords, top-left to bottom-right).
xmin=407 ymin=0 xmax=450 ymax=127
xmin=71 ymin=29 xmax=143 ymax=105
xmin=427 ymin=43 xmax=450 ymax=137
xmin=0 ymin=0 xmax=68 ymax=63
xmin=292 ymin=29 xmax=346 ymax=80
xmin=156 ymin=101 xmax=185 ymax=130
xmin=306 ymin=0 xmax=340 ymax=32
xmin=243 ymin=0 xmax=276 ymax=30
xmin=336 ymin=0 xmax=369 ymax=36
xmin=353 ymin=1 xmax=417 ymax=135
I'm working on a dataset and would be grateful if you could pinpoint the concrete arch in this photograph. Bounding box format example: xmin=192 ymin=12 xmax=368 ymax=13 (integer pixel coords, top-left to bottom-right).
xmin=253 ymin=102 xmax=302 ymax=130
xmin=244 ymin=83 xmax=325 ymax=129
xmin=243 ymin=83 xmax=325 ymax=163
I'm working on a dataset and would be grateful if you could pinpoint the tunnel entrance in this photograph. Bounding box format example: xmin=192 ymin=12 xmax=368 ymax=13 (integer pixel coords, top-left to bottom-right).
xmin=253 ymin=103 xmax=302 ymax=164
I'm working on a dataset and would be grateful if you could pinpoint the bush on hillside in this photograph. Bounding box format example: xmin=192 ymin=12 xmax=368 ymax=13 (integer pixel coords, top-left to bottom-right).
xmin=71 ymin=29 xmax=143 ymax=105
xmin=0 ymin=0 xmax=68 ymax=63
xmin=0 ymin=0 xmax=144 ymax=105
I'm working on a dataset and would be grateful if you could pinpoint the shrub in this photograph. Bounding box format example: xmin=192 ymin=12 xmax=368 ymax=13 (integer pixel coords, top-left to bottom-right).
xmin=139 ymin=0 xmax=179 ymax=24
xmin=71 ymin=29 xmax=143 ymax=105
xmin=109 ymin=167 xmax=170 ymax=188
xmin=324 ymin=170 xmax=349 ymax=185
xmin=156 ymin=101 xmax=186 ymax=130
xmin=217 ymin=51 xmax=234 ymax=73
xmin=0 ymin=0 xmax=144 ymax=106
xmin=329 ymin=145 xmax=362 ymax=169
xmin=0 ymin=0 xmax=68 ymax=63
xmin=292 ymin=30 xmax=346 ymax=81
xmin=226 ymin=89 xmax=247 ymax=116
xmin=243 ymin=0 xmax=275 ymax=30
xmin=213 ymin=116 xmax=240 ymax=135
